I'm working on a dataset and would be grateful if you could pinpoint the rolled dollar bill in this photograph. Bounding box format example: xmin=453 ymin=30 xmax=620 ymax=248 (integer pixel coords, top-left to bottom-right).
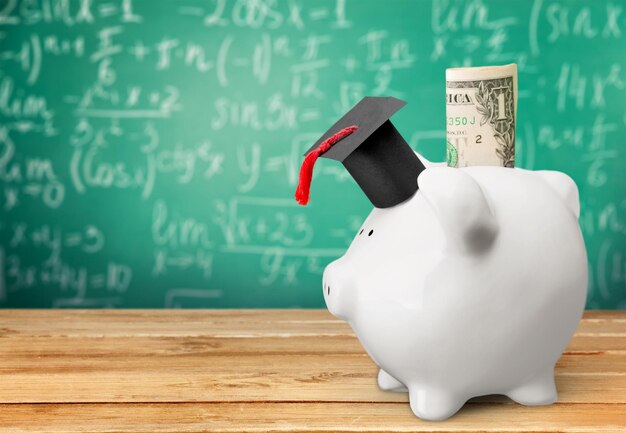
xmin=446 ymin=64 xmax=517 ymax=168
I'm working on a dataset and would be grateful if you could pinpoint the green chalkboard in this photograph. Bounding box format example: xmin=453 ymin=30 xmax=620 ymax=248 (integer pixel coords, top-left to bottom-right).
xmin=1 ymin=0 xmax=624 ymax=308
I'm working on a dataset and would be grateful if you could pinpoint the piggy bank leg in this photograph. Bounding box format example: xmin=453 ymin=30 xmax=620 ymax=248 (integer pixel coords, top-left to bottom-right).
xmin=408 ymin=386 xmax=466 ymax=421
xmin=377 ymin=369 xmax=407 ymax=392
xmin=507 ymin=369 xmax=557 ymax=406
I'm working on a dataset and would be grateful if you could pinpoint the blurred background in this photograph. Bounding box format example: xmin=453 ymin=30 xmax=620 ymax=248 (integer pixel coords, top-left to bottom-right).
xmin=0 ymin=0 xmax=624 ymax=308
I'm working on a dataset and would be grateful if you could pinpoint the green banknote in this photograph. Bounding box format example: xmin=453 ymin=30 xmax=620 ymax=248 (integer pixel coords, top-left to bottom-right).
xmin=446 ymin=64 xmax=518 ymax=168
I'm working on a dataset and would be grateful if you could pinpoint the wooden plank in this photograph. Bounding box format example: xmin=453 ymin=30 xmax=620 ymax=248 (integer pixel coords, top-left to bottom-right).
xmin=0 ymin=309 xmax=339 ymax=320
xmin=1 ymin=351 xmax=625 ymax=375
xmin=0 ymin=310 xmax=624 ymax=406
xmin=1 ymin=310 xmax=624 ymax=338
xmin=1 ymin=335 xmax=624 ymax=359
xmin=0 ymin=335 xmax=367 ymax=356
xmin=1 ymin=309 xmax=621 ymax=323
xmin=576 ymin=319 xmax=626 ymax=336
xmin=1 ymin=333 xmax=624 ymax=358
xmin=0 ymin=310 xmax=352 ymax=337
xmin=0 ymin=370 xmax=623 ymax=405
xmin=0 ymin=351 xmax=624 ymax=403
xmin=0 ymin=402 xmax=624 ymax=433
xmin=566 ymin=336 xmax=626 ymax=352
xmin=0 ymin=310 xmax=624 ymax=432
xmin=580 ymin=311 xmax=626 ymax=320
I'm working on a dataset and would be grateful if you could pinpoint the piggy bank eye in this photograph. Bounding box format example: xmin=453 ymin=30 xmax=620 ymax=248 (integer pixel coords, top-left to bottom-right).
xmin=359 ymin=229 xmax=364 ymax=235
xmin=368 ymin=229 xmax=374 ymax=236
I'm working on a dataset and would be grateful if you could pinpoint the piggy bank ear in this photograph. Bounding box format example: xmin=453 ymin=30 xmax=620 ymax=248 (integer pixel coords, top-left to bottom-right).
xmin=418 ymin=167 xmax=498 ymax=254
xmin=534 ymin=171 xmax=580 ymax=219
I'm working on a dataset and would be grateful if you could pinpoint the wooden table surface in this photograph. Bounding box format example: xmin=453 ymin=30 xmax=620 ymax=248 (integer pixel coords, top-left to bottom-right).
xmin=0 ymin=310 xmax=624 ymax=432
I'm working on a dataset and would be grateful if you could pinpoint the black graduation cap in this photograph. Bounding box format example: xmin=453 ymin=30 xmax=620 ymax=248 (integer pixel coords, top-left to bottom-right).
xmin=295 ymin=96 xmax=425 ymax=208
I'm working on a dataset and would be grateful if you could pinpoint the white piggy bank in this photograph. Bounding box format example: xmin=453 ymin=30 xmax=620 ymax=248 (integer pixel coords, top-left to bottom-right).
xmin=323 ymin=155 xmax=587 ymax=421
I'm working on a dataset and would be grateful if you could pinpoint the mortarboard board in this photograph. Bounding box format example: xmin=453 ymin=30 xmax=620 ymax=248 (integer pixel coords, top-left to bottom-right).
xmin=295 ymin=96 xmax=426 ymax=208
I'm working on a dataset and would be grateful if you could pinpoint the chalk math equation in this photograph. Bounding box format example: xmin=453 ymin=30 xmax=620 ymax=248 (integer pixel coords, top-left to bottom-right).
xmin=0 ymin=0 xmax=624 ymax=308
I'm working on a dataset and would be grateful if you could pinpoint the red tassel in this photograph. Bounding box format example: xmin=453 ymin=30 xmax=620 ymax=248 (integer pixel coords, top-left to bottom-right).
xmin=295 ymin=125 xmax=358 ymax=205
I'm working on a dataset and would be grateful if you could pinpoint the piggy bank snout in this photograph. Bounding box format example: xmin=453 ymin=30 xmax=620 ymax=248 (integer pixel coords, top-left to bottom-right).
xmin=322 ymin=259 xmax=354 ymax=320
